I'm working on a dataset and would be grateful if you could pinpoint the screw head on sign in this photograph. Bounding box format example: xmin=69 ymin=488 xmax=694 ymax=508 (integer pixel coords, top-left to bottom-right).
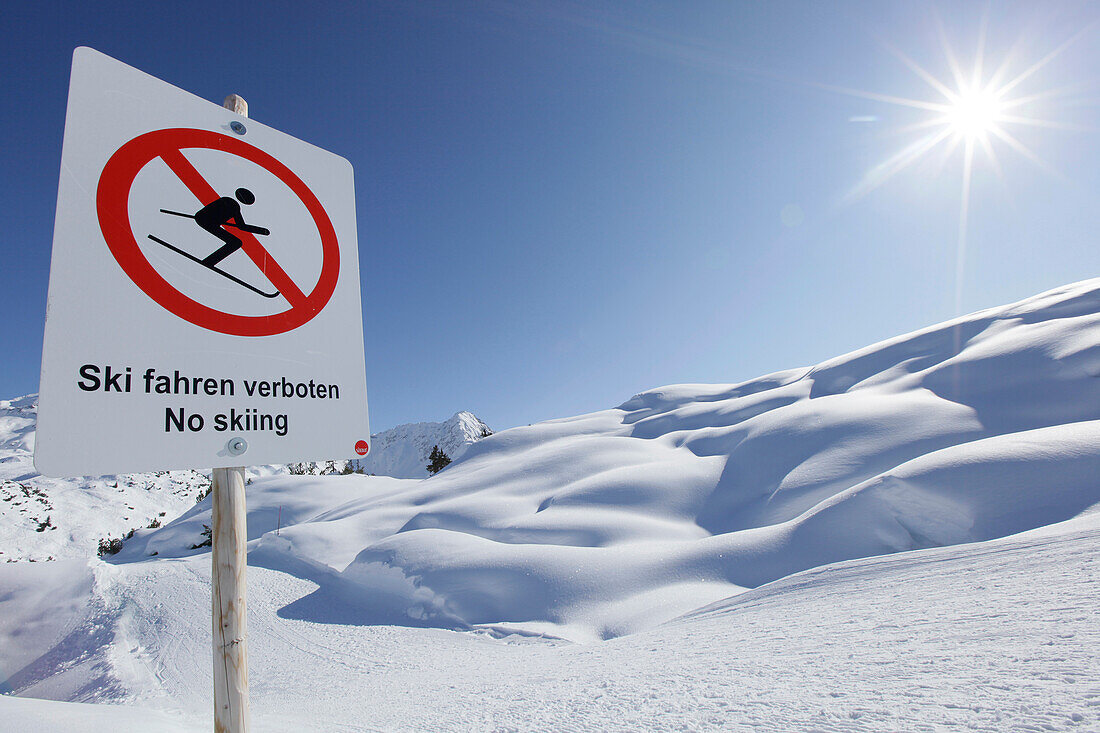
xmin=227 ymin=437 xmax=248 ymax=456
xmin=229 ymin=120 xmax=247 ymax=135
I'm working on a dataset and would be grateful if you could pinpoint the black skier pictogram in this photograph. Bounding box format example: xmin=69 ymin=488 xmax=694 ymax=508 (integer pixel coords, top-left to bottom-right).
xmin=148 ymin=187 xmax=279 ymax=299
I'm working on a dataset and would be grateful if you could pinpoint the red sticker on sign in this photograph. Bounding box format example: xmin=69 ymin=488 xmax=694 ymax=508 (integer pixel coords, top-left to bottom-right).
xmin=355 ymin=440 xmax=369 ymax=456
xmin=96 ymin=127 xmax=340 ymax=337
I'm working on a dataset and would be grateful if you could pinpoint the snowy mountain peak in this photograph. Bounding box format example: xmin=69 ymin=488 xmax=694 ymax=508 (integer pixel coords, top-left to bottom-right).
xmin=442 ymin=410 xmax=493 ymax=441
xmin=357 ymin=411 xmax=492 ymax=479
xmin=0 ymin=395 xmax=37 ymax=459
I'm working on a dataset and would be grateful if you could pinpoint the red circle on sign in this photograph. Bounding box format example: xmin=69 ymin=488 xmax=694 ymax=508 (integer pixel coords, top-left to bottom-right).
xmin=96 ymin=128 xmax=340 ymax=337
xmin=355 ymin=440 xmax=369 ymax=456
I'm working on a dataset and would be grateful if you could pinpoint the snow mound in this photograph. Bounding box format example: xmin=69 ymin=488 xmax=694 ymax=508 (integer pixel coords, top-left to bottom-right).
xmin=357 ymin=411 xmax=492 ymax=478
xmin=118 ymin=279 xmax=1100 ymax=641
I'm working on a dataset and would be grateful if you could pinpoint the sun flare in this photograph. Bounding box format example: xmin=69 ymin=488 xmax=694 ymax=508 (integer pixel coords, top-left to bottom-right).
xmin=834 ymin=18 xmax=1086 ymax=205
xmin=828 ymin=16 xmax=1086 ymax=320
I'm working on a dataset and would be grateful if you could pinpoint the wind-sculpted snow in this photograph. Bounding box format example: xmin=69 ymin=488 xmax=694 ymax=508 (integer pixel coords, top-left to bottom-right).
xmin=115 ymin=279 xmax=1100 ymax=642
xmin=3 ymin=280 xmax=1100 ymax=730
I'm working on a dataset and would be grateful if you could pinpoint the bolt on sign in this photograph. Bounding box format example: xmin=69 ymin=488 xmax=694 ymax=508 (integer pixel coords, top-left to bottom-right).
xmin=36 ymin=47 xmax=370 ymax=476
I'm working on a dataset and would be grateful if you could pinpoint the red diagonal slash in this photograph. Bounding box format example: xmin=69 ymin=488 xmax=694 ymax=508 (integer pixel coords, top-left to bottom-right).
xmin=159 ymin=147 xmax=307 ymax=308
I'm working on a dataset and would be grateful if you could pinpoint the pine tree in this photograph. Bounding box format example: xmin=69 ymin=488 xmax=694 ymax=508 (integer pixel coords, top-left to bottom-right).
xmin=427 ymin=445 xmax=451 ymax=475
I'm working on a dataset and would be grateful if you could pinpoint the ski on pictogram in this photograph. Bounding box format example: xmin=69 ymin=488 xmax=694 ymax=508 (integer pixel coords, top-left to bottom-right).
xmin=147 ymin=234 xmax=280 ymax=299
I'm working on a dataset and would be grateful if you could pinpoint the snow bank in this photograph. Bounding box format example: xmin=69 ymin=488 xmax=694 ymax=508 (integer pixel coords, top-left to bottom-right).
xmin=116 ymin=279 xmax=1100 ymax=641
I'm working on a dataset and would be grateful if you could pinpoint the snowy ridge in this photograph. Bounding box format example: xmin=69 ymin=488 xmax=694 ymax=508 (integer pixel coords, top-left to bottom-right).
xmin=357 ymin=411 xmax=491 ymax=478
xmin=109 ymin=278 xmax=1100 ymax=642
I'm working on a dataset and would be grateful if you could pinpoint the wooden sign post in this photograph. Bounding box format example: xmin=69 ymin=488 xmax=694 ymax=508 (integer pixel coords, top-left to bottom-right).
xmin=211 ymin=95 xmax=250 ymax=733
xmin=212 ymin=465 xmax=249 ymax=732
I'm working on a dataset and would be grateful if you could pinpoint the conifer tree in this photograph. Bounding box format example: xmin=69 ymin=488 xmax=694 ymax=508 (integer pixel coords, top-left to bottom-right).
xmin=427 ymin=445 xmax=451 ymax=475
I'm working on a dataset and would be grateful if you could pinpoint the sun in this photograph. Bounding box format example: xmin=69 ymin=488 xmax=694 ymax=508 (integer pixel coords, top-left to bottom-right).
xmin=833 ymin=18 xmax=1086 ymax=205
xmin=942 ymin=85 xmax=1005 ymax=140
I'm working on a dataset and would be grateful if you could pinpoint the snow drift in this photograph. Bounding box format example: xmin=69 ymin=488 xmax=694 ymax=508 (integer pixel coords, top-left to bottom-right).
xmin=114 ymin=278 xmax=1100 ymax=641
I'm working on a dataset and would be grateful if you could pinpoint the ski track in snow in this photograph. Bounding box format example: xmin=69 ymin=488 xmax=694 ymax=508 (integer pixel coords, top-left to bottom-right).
xmin=1 ymin=514 xmax=1097 ymax=732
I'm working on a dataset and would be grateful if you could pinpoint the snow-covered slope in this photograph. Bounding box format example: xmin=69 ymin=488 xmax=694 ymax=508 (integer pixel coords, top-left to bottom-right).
xmin=3 ymin=279 xmax=1099 ymax=731
xmin=0 ymin=396 xmax=211 ymax=562
xmin=3 ymin=507 xmax=1097 ymax=732
xmin=113 ymin=278 xmax=1100 ymax=641
xmin=357 ymin=411 xmax=492 ymax=478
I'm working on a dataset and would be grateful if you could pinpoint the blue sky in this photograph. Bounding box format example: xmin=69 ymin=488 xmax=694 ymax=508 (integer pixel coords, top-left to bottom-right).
xmin=3 ymin=1 xmax=1099 ymax=433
